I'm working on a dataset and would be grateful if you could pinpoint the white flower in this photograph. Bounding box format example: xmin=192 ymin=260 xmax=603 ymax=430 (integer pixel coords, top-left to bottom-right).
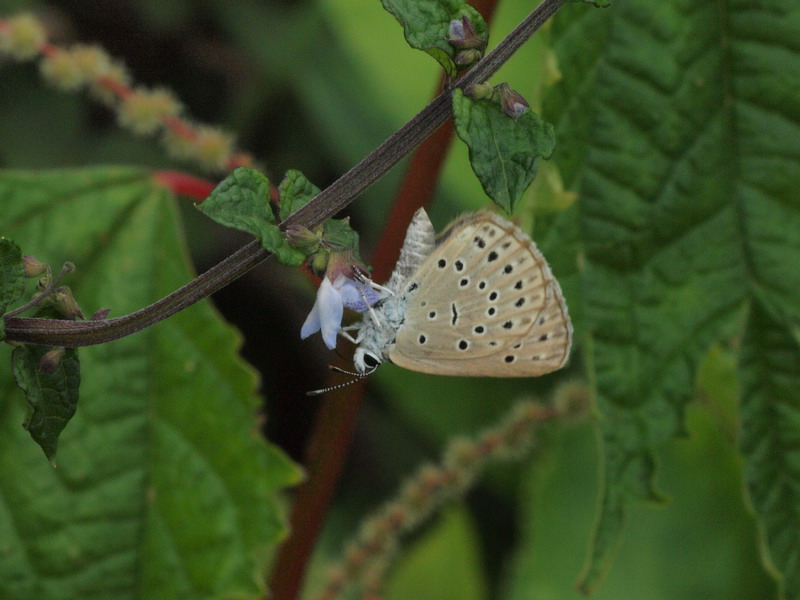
xmin=301 ymin=275 xmax=380 ymax=350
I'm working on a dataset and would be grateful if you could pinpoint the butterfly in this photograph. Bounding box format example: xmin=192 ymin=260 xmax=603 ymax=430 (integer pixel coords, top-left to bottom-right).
xmin=349 ymin=208 xmax=572 ymax=377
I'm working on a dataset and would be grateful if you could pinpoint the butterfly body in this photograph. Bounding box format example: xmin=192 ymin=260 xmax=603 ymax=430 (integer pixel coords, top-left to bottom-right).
xmin=353 ymin=209 xmax=572 ymax=377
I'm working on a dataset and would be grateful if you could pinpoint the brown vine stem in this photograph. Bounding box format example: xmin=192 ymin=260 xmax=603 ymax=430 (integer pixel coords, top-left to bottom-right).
xmin=3 ymin=0 xmax=564 ymax=348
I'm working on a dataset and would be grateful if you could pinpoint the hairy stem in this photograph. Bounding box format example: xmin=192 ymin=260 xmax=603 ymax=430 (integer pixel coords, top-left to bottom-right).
xmin=3 ymin=0 xmax=564 ymax=349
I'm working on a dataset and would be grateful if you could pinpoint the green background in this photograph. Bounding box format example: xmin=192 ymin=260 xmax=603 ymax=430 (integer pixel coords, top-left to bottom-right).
xmin=2 ymin=0 xmax=798 ymax=599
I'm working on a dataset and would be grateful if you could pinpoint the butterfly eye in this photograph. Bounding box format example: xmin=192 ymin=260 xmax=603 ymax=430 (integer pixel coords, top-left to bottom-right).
xmin=363 ymin=352 xmax=380 ymax=369
xmin=353 ymin=348 xmax=382 ymax=374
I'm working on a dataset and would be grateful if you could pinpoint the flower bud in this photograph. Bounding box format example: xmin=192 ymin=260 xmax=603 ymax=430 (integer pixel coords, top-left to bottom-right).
xmin=309 ymin=249 xmax=330 ymax=278
xmin=165 ymin=124 xmax=234 ymax=172
xmin=53 ymin=286 xmax=84 ymax=320
xmin=90 ymin=308 xmax=111 ymax=320
xmin=40 ymin=49 xmax=86 ymax=91
xmin=194 ymin=126 xmax=235 ymax=172
xmin=443 ymin=437 xmax=479 ymax=470
xmin=454 ymin=48 xmax=482 ymax=68
xmin=465 ymin=83 xmax=495 ymax=101
xmin=447 ymin=16 xmax=485 ymax=50
xmin=38 ymin=347 xmax=65 ymax=374
xmin=71 ymin=44 xmax=112 ymax=81
xmin=22 ymin=255 xmax=49 ymax=278
xmin=285 ymin=224 xmax=322 ymax=250
xmin=0 ymin=14 xmax=46 ymax=60
xmin=118 ymin=87 xmax=182 ymax=135
xmin=36 ymin=274 xmax=51 ymax=292
xmin=496 ymin=83 xmax=530 ymax=119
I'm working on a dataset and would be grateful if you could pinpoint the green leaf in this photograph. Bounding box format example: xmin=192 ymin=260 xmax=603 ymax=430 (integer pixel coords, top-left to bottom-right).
xmin=0 ymin=167 xmax=302 ymax=600
xmin=278 ymin=169 xmax=321 ymax=221
xmin=379 ymin=0 xmax=487 ymax=77
xmin=542 ymin=0 xmax=800 ymax=592
xmin=384 ymin=508 xmax=488 ymax=600
xmin=452 ymin=88 xmax=555 ymax=213
xmin=322 ymin=217 xmax=362 ymax=258
xmin=740 ymin=302 xmax=800 ymax=600
xmin=0 ymin=236 xmax=25 ymax=314
xmin=197 ymin=166 xmax=305 ymax=266
xmin=11 ymin=345 xmax=80 ymax=463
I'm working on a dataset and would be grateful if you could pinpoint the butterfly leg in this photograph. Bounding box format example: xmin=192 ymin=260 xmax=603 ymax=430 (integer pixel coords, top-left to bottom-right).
xmin=338 ymin=329 xmax=358 ymax=343
xmin=367 ymin=280 xmax=393 ymax=296
xmin=353 ymin=282 xmax=383 ymax=327
xmin=339 ymin=323 xmax=365 ymax=341
xmin=365 ymin=303 xmax=382 ymax=327
xmin=353 ymin=269 xmax=394 ymax=297
xmin=339 ymin=323 xmax=367 ymax=344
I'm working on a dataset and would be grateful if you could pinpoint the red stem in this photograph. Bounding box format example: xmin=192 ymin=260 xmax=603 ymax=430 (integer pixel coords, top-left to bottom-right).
xmin=267 ymin=4 xmax=498 ymax=599
xmin=152 ymin=171 xmax=216 ymax=202
xmin=0 ymin=18 xmax=258 ymax=173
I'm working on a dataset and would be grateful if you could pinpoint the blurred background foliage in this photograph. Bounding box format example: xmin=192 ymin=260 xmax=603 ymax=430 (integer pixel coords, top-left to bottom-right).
xmin=0 ymin=0 xmax=776 ymax=598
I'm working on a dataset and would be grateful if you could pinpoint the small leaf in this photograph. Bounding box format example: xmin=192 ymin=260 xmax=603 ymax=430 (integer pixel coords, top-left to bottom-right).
xmin=278 ymin=169 xmax=321 ymax=221
xmin=380 ymin=0 xmax=488 ymax=77
xmin=197 ymin=167 xmax=305 ymax=267
xmin=197 ymin=167 xmax=275 ymax=231
xmin=322 ymin=218 xmax=363 ymax=260
xmin=11 ymin=344 xmax=80 ymax=463
xmin=452 ymin=88 xmax=555 ymax=213
xmin=0 ymin=237 xmax=25 ymax=314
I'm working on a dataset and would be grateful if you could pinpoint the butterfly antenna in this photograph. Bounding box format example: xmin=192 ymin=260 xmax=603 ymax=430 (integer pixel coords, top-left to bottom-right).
xmin=328 ymin=364 xmax=365 ymax=376
xmin=305 ymin=363 xmax=377 ymax=396
xmin=306 ymin=377 xmax=360 ymax=396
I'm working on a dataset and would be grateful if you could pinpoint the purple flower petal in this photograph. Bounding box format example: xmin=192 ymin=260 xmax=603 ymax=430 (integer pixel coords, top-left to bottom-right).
xmin=338 ymin=277 xmax=380 ymax=313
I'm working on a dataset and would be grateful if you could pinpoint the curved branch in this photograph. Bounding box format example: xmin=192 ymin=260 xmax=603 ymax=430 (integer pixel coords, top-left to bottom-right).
xmin=4 ymin=240 xmax=267 ymax=346
xmin=3 ymin=0 xmax=564 ymax=348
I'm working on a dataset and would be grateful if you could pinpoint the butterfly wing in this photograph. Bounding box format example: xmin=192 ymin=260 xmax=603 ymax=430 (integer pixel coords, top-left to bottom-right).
xmin=387 ymin=212 xmax=572 ymax=377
